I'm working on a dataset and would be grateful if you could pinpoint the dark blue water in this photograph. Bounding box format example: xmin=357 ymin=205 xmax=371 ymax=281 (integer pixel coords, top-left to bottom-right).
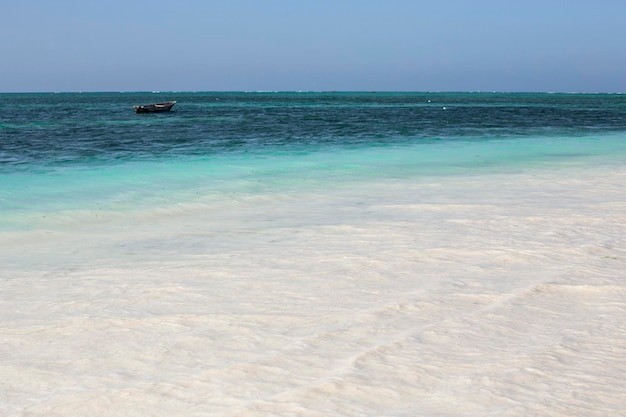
xmin=2 ymin=92 xmax=625 ymax=170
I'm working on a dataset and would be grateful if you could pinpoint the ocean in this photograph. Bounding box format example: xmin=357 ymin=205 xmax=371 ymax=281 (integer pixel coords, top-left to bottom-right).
xmin=1 ymin=92 xmax=625 ymax=416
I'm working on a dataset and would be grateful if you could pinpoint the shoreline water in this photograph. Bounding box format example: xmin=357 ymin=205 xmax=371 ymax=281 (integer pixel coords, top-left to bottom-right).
xmin=2 ymin=160 xmax=625 ymax=416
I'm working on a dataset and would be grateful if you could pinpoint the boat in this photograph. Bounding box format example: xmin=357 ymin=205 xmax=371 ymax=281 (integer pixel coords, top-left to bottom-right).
xmin=133 ymin=101 xmax=176 ymax=113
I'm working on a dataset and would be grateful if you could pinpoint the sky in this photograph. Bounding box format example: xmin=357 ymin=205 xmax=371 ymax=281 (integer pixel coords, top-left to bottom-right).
xmin=1 ymin=0 xmax=625 ymax=93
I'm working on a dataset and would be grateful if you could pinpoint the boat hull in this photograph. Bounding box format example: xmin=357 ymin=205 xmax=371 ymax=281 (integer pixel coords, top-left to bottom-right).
xmin=133 ymin=101 xmax=176 ymax=113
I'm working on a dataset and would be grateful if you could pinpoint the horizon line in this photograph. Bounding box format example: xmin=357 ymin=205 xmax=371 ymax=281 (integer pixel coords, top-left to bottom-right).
xmin=1 ymin=90 xmax=624 ymax=95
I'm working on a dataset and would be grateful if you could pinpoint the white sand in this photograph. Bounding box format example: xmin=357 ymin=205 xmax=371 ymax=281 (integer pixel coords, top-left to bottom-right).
xmin=1 ymin=165 xmax=625 ymax=416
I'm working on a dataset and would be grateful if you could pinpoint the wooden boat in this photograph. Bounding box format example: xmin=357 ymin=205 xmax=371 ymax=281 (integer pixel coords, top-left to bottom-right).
xmin=133 ymin=101 xmax=176 ymax=113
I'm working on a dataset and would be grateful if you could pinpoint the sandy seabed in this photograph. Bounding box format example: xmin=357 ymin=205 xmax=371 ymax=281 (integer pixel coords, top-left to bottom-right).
xmin=1 ymin=164 xmax=625 ymax=416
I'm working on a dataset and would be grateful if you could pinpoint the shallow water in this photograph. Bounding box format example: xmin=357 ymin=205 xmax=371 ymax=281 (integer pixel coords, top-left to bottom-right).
xmin=1 ymin=93 xmax=625 ymax=416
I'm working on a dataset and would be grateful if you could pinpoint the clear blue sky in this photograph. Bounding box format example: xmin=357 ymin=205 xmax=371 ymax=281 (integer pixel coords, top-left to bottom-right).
xmin=2 ymin=0 xmax=625 ymax=92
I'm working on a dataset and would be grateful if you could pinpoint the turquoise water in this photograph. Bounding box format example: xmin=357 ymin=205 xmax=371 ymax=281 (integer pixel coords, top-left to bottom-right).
xmin=1 ymin=92 xmax=626 ymax=231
